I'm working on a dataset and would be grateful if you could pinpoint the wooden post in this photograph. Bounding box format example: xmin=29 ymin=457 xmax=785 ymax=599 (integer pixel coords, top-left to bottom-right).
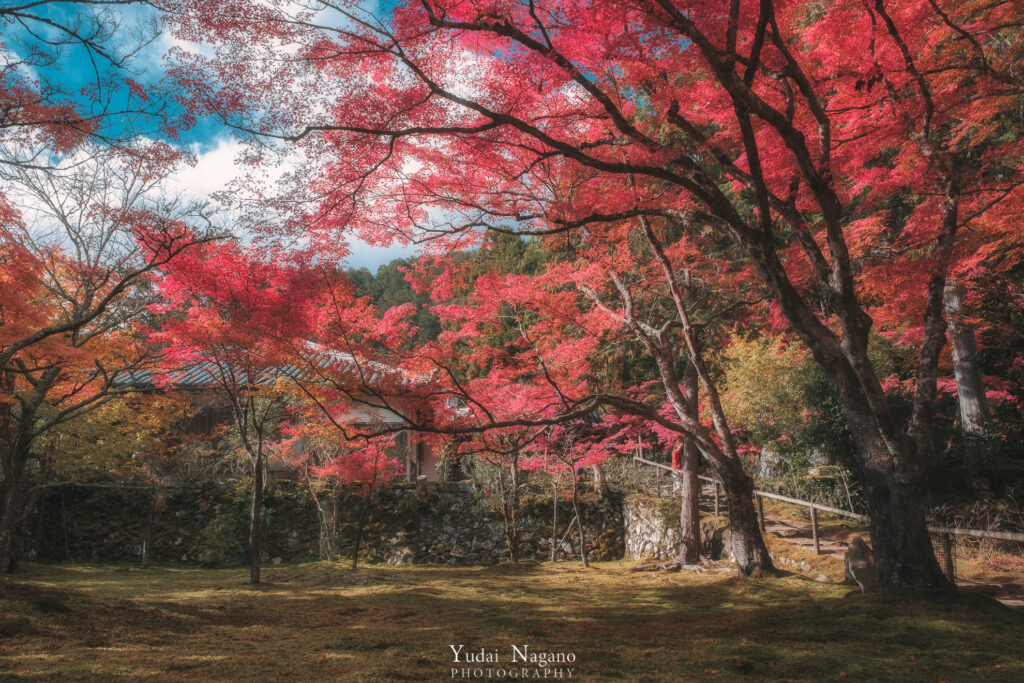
xmin=810 ymin=505 xmax=820 ymax=555
xmin=713 ymin=482 xmax=720 ymax=517
xmin=941 ymin=533 xmax=955 ymax=584
xmin=756 ymin=494 xmax=765 ymax=533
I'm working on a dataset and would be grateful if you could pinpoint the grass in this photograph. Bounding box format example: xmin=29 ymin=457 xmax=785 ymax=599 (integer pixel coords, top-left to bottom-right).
xmin=1 ymin=560 xmax=1022 ymax=681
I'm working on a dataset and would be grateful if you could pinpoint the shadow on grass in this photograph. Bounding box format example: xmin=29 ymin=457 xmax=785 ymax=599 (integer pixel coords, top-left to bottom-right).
xmin=2 ymin=563 xmax=1022 ymax=681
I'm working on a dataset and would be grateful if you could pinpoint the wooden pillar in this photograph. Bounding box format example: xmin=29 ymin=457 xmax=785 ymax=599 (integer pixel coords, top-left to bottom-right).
xmin=810 ymin=505 xmax=820 ymax=555
xmin=756 ymin=494 xmax=765 ymax=533
xmin=713 ymin=482 xmax=720 ymax=517
xmin=941 ymin=533 xmax=956 ymax=584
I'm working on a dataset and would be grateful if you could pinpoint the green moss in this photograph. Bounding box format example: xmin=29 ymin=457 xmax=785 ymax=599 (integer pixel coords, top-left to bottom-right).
xmin=2 ymin=562 xmax=1021 ymax=680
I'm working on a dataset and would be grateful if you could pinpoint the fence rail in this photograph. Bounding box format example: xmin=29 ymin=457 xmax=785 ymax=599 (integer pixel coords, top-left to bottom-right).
xmin=632 ymin=456 xmax=1024 ymax=552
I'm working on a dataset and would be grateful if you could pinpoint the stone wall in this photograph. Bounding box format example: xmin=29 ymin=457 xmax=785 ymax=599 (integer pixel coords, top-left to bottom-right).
xmin=623 ymin=493 xmax=730 ymax=561
xmin=624 ymin=494 xmax=688 ymax=559
xmin=20 ymin=482 xmax=625 ymax=567
xmin=23 ymin=482 xmax=321 ymax=565
xmin=374 ymin=489 xmax=624 ymax=565
xmin=23 ymin=485 xmax=745 ymax=566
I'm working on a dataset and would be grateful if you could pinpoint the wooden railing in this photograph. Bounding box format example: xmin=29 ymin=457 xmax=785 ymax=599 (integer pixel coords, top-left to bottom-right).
xmin=632 ymin=455 xmax=1024 ymax=578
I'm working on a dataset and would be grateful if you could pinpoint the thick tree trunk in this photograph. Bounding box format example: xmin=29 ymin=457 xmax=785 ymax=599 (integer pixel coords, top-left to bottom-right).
xmin=862 ymin=458 xmax=949 ymax=591
xmin=717 ymin=461 xmax=774 ymax=577
xmin=0 ymin=426 xmax=36 ymax=573
xmin=842 ymin=399 xmax=951 ymax=591
xmin=0 ymin=373 xmax=54 ymax=574
xmin=0 ymin=483 xmax=26 ymax=573
xmin=249 ymin=453 xmax=264 ymax=584
xmin=943 ymin=281 xmax=988 ymax=440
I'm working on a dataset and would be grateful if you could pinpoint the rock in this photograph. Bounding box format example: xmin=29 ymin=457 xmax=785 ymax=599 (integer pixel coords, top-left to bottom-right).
xmin=815 ymin=574 xmax=830 ymax=582
xmin=271 ymin=557 xmax=282 ymax=566
xmin=759 ymin=446 xmax=784 ymax=480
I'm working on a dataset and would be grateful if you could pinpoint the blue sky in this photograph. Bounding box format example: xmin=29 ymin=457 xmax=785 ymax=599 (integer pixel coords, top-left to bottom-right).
xmin=3 ymin=1 xmax=414 ymax=272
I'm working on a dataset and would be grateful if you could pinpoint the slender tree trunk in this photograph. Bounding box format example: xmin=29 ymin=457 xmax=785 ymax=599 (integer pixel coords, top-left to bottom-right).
xmin=677 ymin=356 xmax=703 ymax=564
xmin=310 ymin=484 xmax=337 ymax=561
xmin=944 ymin=280 xmax=988 ymax=470
xmin=352 ymin=488 xmax=372 ymax=570
xmin=570 ymin=467 xmax=588 ymax=568
xmin=550 ymin=477 xmax=558 ymax=562
xmin=591 ymin=464 xmax=608 ymax=499
xmin=677 ymin=442 xmax=703 ymax=564
xmin=141 ymin=492 xmax=154 ymax=570
xmin=504 ymin=462 xmax=521 ymax=562
xmin=249 ymin=451 xmax=264 ymax=584
xmin=637 ymin=218 xmax=775 ymax=577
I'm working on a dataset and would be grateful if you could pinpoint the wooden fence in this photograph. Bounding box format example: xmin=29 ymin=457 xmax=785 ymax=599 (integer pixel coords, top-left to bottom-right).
xmin=633 ymin=456 xmax=1024 ymax=582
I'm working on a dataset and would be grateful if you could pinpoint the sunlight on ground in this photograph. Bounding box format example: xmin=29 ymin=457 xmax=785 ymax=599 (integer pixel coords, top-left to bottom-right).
xmin=1 ymin=561 xmax=1022 ymax=681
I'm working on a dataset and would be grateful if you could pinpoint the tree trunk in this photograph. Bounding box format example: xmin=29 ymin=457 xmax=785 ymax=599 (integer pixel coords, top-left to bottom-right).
xmin=677 ymin=356 xmax=703 ymax=564
xmin=141 ymin=493 xmax=154 ymax=570
xmin=633 ymin=221 xmax=774 ymax=577
xmin=677 ymin=441 xmax=703 ymax=564
xmin=0 ymin=482 xmax=27 ymax=573
xmin=505 ymin=462 xmax=521 ymax=562
xmin=311 ymin=486 xmax=337 ymax=561
xmin=550 ymin=478 xmax=558 ymax=562
xmin=0 ymin=429 xmax=35 ymax=573
xmin=716 ymin=460 xmax=774 ymax=577
xmin=249 ymin=452 xmax=264 ymax=584
xmin=591 ymin=464 xmax=608 ymax=499
xmin=944 ymin=281 xmax=988 ymax=455
xmin=570 ymin=468 xmax=589 ymax=568
xmin=0 ymin=374 xmax=55 ymax=574
xmin=849 ymin=420 xmax=950 ymax=591
xmin=352 ymin=489 xmax=371 ymax=570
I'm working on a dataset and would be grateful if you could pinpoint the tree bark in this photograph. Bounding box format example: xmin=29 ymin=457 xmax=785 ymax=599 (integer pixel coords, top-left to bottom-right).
xmin=712 ymin=458 xmax=770 ymax=576
xmin=249 ymin=451 xmax=264 ymax=584
xmin=0 ymin=476 xmax=28 ymax=573
xmin=311 ymin=485 xmax=337 ymax=561
xmin=861 ymin=446 xmax=949 ymax=591
xmin=943 ymin=281 xmax=988 ymax=439
xmin=550 ymin=477 xmax=558 ymax=562
xmin=678 ymin=444 xmax=702 ymax=564
xmin=637 ymin=218 xmax=774 ymax=577
xmin=0 ymin=370 xmax=57 ymax=573
xmin=591 ymin=464 xmax=608 ymax=499
xmin=504 ymin=462 xmax=521 ymax=562
xmin=677 ymin=356 xmax=703 ymax=564
xmin=570 ymin=467 xmax=589 ymax=568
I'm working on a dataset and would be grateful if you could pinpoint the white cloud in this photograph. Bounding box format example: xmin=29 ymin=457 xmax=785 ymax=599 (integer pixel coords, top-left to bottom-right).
xmin=167 ymin=137 xmax=247 ymax=203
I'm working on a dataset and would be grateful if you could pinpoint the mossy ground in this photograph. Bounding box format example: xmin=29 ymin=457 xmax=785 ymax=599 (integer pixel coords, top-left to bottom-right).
xmin=2 ymin=561 xmax=1023 ymax=681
